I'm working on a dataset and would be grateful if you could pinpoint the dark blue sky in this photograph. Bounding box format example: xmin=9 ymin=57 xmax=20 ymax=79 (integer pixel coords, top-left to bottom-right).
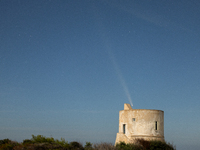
xmin=1 ymin=1 xmax=200 ymax=149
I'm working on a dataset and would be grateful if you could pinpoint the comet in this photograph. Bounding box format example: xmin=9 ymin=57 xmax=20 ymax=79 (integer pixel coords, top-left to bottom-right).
xmin=108 ymin=50 xmax=133 ymax=106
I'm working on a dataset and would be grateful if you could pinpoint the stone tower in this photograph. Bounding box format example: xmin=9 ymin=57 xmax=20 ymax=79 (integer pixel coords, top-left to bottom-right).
xmin=115 ymin=103 xmax=164 ymax=144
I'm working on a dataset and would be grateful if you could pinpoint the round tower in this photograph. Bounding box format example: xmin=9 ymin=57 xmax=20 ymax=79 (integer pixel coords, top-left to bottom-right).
xmin=115 ymin=103 xmax=164 ymax=144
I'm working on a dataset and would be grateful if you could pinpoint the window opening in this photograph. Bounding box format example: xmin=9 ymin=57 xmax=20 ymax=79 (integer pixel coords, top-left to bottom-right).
xmin=155 ymin=121 xmax=158 ymax=130
xmin=132 ymin=118 xmax=135 ymax=121
xmin=123 ymin=124 xmax=126 ymax=134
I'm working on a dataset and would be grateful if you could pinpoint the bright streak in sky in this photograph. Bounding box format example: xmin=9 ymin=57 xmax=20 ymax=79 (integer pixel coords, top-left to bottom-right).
xmin=108 ymin=50 xmax=133 ymax=107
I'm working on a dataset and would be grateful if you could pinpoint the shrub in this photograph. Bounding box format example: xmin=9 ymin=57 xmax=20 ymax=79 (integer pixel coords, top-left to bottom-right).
xmin=165 ymin=142 xmax=176 ymax=150
xmin=134 ymin=139 xmax=176 ymax=150
xmin=84 ymin=142 xmax=93 ymax=150
xmin=55 ymin=137 xmax=69 ymax=148
xmin=23 ymin=139 xmax=33 ymax=144
xmin=150 ymin=140 xmax=176 ymax=150
xmin=115 ymin=141 xmax=141 ymax=150
xmin=116 ymin=141 xmax=129 ymax=150
xmin=31 ymin=135 xmax=55 ymax=144
xmin=93 ymin=142 xmax=116 ymax=150
xmin=0 ymin=139 xmax=11 ymax=145
xmin=0 ymin=140 xmax=18 ymax=150
xmin=135 ymin=138 xmax=150 ymax=149
xmin=0 ymin=143 xmax=13 ymax=150
xmin=115 ymin=139 xmax=175 ymax=150
xmin=69 ymin=141 xmax=84 ymax=150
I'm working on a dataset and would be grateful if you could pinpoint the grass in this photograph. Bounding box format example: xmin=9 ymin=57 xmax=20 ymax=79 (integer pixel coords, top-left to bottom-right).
xmin=0 ymin=135 xmax=176 ymax=150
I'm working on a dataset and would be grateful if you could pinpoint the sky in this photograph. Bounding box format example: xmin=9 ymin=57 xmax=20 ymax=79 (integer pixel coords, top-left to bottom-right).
xmin=0 ymin=0 xmax=200 ymax=149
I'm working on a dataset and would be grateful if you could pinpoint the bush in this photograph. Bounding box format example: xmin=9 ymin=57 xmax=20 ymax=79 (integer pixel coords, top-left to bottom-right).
xmin=0 ymin=139 xmax=11 ymax=145
xmin=84 ymin=142 xmax=93 ymax=150
xmin=93 ymin=142 xmax=116 ymax=150
xmin=31 ymin=135 xmax=55 ymax=144
xmin=116 ymin=141 xmax=141 ymax=150
xmin=0 ymin=140 xmax=18 ymax=150
xmin=135 ymin=139 xmax=151 ymax=149
xmin=69 ymin=141 xmax=84 ymax=150
xmin=115 ymin=139 xmax=175 ymax=150
xmin=116 ymin=141 xmax=129 ymax=150
xmin=55 ymin=137 xmax=70 ymax=148
xmin=23 ymin=139 xmax=33 ymax=144
xmin=150 ymin=140 xmax=175 ymax=150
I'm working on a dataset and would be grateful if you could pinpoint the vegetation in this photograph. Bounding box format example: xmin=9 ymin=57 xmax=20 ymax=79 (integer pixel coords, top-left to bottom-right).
xmin=0 ymin=135 xmax=175 ymax=150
